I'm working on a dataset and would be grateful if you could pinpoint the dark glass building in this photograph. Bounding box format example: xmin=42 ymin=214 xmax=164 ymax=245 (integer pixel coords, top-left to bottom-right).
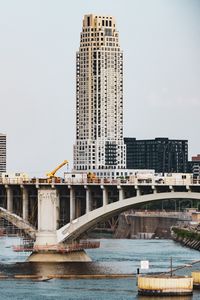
xmin=124 ymin=137 xmax=188 ymax=173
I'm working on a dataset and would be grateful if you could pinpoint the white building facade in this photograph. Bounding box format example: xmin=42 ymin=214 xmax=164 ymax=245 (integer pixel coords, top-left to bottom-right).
xmin=73 ymin=14 xmax=126 ymax=171
xmin=0 ymin=133 xmax=6 ymax=174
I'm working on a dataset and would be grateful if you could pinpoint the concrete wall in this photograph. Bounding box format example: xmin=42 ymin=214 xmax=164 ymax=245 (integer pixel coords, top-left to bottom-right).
xmin=115 ymin=214 xmax=179 ymax=239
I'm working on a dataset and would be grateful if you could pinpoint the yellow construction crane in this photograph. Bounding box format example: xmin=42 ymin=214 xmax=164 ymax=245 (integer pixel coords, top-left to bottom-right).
xmin=46 ymin=160 xmax=68 ymax=179
xmin=87 ymin=172 xmax=97 ymax=183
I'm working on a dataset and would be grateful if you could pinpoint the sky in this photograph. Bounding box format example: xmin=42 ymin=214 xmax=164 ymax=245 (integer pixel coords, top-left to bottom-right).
xmin=0 ymin=0 xmax=200 ymax=176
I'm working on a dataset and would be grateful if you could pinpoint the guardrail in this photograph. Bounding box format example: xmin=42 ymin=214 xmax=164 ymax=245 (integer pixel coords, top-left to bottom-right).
xmin=0 ymin=177 xmax=200 ymax=185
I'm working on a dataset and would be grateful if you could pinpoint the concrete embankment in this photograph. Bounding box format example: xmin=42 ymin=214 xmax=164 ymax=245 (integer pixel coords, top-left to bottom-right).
xmin=115 ymin=213 xmax=179 ymax=239
xmin=171 ymin=227 xmax=200 ymax=251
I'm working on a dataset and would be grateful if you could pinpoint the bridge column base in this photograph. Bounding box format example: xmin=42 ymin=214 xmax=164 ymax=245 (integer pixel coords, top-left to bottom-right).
xmin=27 ymin=250 xmax=92 ymax=262
xmin=34 ymin=231 xmax=57 ymax=246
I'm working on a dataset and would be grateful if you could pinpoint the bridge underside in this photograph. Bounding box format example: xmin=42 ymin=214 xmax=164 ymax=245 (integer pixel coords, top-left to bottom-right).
xmin=1 ymin=183 xmax=200 ymax=247
xmin=0 ymin=207 xmax=36 ymax=239
xmin=57 ymin=192 xmax=200 ymax=243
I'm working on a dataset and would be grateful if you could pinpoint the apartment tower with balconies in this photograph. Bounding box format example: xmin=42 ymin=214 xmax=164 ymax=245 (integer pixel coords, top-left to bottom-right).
xmin=0 ymin=133 xmax=6 ymax=174
xmin=73 ymin=14 xmax=126 ymax=171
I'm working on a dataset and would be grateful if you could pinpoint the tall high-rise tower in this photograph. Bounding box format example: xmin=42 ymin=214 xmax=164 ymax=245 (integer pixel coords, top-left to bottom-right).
xmin=0 ymin=133 xmax=6 ymax=174
xmin=73 ymin=14 xmax=126 ymax=171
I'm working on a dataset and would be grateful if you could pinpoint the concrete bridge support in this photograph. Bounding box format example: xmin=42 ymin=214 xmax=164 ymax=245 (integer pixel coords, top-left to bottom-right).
xmin=6 ymin=187 xmax=13 ymax=212
xmin=22 ymin=188 xmax=29 ymax=221
xmin=152 ymin=186 xmax=156 ymax=194
xmin=85 ymin=187 xmax=91 ymax=214
xmin=35 ymin=188 xmax=59 ymax=246
xmin=102 ymin=186 xmax=108 ymax=206
xmin=69 ymin=187 xmax=76 ymax=222
xmin=75 ymin=197 xmax=81 ymax=219
xmin=136 ymin=187 xmax=140 ymax=197
xmin=118 ymin=187 xmax=125 ymax=201
xmin=28 ymin=187 xmax=92 ymax=262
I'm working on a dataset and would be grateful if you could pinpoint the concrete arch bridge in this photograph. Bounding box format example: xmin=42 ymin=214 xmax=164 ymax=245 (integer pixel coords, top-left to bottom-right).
xmin=0 ymin=179 xmax=200 ymax=247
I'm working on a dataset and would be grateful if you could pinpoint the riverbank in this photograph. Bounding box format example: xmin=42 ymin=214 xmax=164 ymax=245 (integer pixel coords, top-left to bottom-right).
xmin=172 ymin=227 xmax=200 ymax=251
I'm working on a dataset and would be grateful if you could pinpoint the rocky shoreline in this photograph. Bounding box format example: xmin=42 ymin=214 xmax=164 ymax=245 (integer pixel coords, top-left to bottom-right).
xmin=171 ymin=227 xmax=200 ymax=251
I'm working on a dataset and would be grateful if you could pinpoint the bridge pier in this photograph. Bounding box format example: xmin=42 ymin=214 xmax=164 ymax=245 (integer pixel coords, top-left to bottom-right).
xmin=136 ymin=186 xmax=140 ymax=197
xmin=75 ymin=197 xmax=82 ymax=219
xmin=22 ymin=187 xmax=29 ymax=221
xmin=102 ymin=186 xmax=108 ymax=206
xmin=27 ymin=250 xmax=92 ymax=262
xmin=69 ymin=187 xmax=76 ymax=221
xmin=152 ymin=186 xmax=156 ymax=194
xmin=27 ymin=187 xmax=92 ymax=262
xmin=35 ymin=188 xmax=59 ymax=246
xmin=85 ymin=187 xmax=91 ymax=213
xmin=6 ymin=187 xmax=13 ymax=212
xmin=118 ymin=187 xmax=125 ymax=201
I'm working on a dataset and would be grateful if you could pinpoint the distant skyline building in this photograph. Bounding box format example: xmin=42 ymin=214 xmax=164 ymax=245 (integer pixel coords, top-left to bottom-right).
xmin=124 ymin=137 xmax=188 ymax=173
xmin=0 ymin=133 xmax=6 ymax=174
xmin=188 ymin=154 xmax=200 ymax=178
xmin=73 ymin=14 xmax=126 ymax=171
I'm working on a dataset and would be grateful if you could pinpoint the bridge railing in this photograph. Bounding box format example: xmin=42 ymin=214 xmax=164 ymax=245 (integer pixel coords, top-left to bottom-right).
xmin=0 ymin=177 xmax=200 ymax=185
xmin=64 ymin=177 xmax=200 ymax=186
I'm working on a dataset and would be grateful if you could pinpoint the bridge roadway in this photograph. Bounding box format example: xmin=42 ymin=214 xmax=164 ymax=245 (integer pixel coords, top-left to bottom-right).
xmin=0 ymin=177 xmax=200 ymax=246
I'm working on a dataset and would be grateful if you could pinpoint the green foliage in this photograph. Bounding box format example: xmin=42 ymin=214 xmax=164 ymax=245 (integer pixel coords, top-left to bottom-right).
xmin=172 ymin=227 xmax=200 ymax=241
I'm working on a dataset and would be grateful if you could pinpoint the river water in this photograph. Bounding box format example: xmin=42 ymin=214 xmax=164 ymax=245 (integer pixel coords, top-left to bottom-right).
xmin=0 ymin=237 xmax=200 ymax=299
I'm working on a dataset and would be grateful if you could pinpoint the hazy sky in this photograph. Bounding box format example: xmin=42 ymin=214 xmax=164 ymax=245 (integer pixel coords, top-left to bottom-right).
xmin=0 ymin=0 xmax=200 ymax=176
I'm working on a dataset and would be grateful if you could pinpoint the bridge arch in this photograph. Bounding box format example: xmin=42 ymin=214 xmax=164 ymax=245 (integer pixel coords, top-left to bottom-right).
xmin=57 ymin=192 xmax=200 ymax=243
xmin=0 ymin=207 xmax=36 ymax=239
